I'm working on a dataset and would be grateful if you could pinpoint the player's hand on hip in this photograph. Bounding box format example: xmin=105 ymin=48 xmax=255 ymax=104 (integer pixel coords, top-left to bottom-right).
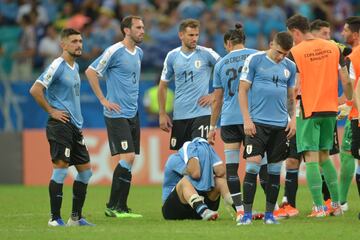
xmin=244 ymin=119 xmax=256 ymax=137
xmin=100 ymin=98 xmax=121 ymax=113
xmin=198 ymin=95 xmax=213 ymax=107
xmin=159 ymin=113 xmax=172 ymax=132
xmin=207 ymin=130 xmax=216 ymax=145
xmin=285 ymin=118 xmax=296 ymax=139
xmin=50 ymin=109 xmax=70 ymax=123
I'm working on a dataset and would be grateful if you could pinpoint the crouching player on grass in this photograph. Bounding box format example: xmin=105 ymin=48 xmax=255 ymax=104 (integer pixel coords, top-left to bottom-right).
xmin=162 ymin=138 xmax=234 ymax=220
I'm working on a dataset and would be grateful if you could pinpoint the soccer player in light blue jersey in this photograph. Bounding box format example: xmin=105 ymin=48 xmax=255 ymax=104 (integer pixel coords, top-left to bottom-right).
xmin=30 ymin=28 xmax=94 ymax=227
xmin=238 ymin=32 xmax=296 ymax=225
xmin=85 ymin=16 xmax=144 ymax=218
xmin=207 ymin=23 xmax=258 ymax=220
xmin=162 ymin=138 xmax=233 ymax=220
xmin=158 ymin=18 xmax=221 ymax=150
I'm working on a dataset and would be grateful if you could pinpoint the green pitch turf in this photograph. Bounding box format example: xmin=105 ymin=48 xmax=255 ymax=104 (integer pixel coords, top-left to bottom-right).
xmin=0 ymin=185 xmax=358 ymax=240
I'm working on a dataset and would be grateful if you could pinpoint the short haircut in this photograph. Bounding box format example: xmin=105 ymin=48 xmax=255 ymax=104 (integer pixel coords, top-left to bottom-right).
xmin=310 ymin=19 xmax=330 ymax=32
xmin=345 ymin=16 xmax=360 ymax=33
xmin=120 ymin=15 xmax=142 ymax=35
xmin=286 ymin=14 xmax=310 ymax=33
xmin=224 ymin=23 xmax=246 ymax=45
xmin=179 ymin=18 xmax=200 ymax=32
xmin=274 ymin=31 xmax=293 ymax=51
xmin=60 ymin=28 xmax=80 ymax=40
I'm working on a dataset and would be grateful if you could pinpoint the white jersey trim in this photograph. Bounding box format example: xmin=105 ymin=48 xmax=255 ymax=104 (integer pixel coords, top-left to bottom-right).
xmin=182 ymin=141 xmax=191 ymax=164
xmin=161 ymin=47 xmax=181 ymax=81
xmin=94 ymin=42 xmax=124 ymax=77
xmin=125 ymin=47 xmax=137 ymax=55
xmin=213 ymin=161 xmax=223 ymax=167
xmin=40 ymin=57 xmax=64 ymax=88
xmin=197 ymin=45 xmax=221 ymax=61
xmin=240 ymin=79 xmax=253 ymax=84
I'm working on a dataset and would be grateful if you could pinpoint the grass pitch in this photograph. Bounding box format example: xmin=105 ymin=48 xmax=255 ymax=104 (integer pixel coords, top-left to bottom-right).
xmin=0 ymin=185 xmax=358 ymax=240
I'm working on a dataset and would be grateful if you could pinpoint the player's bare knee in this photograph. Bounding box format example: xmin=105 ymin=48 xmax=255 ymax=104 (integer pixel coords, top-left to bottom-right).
xmin=319 ymin=150 xmax=330 ymax=162
xmin=120 ymin=152 xmax=136 ymax=165
xmin=286 ymin=158 xmax=300 ymax=169
xmin=53 ymin=159 xmax=69 ymax=168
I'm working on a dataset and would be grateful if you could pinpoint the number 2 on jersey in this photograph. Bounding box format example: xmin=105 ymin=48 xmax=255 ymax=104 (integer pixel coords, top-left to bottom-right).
xmin=226 ymin=66 xmax=242 ymax=96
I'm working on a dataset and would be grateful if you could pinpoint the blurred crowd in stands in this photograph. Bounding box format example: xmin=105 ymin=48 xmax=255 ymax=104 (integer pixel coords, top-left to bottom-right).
xmin=0 ymin=0 xmax=359 ymax=81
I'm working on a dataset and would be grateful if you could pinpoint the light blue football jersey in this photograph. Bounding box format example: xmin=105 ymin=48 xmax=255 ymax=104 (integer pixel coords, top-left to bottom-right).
xmin=185 ymin=138 xmax=223 ymax=192
xmin=161 ymin=46 xmax=220 ymax=120
xmin=36 ymin=57 xmax=83 ymax=129
xmin=162 ymin=139 xmax=198 ymax=203
xmin=89 ymin=42 xmax=143 ymax=118
xmin=240 ymin=51 xmax=296 ymax=127
xmin=162 ymin=137 xmax=222 ymax=202
xmin=213 ymin=48 xmax=258 ymax=126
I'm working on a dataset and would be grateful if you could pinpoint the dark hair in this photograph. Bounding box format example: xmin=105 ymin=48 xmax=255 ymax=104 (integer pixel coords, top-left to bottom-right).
xmin=120 ymin=15 xmax=142 ymax=35
xmin=273 ymin=31 xmax=293 ymax=51
xmin=224 ymin=23 xmax=246 ymax=45
xmin=286 ymin=14 xmax=310 ymax=33
xmin=345 ymin=16 xmax=360 ymax=33
xmin=310 ymin=19 xmax=330 ymax=32
xmin=179 ymin=18 xmax=200 ymax=32
xmin=60 ymin=28 xmax=80 ymax=39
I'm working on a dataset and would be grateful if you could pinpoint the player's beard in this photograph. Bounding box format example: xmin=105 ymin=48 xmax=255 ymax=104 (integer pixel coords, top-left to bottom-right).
xmin=185 ymin=41 xmax=196 ymax=50
xmin=131 ymin=35 xmax=143 ymax=45
xmin=68 ymin=49 xmax=82 ymax=58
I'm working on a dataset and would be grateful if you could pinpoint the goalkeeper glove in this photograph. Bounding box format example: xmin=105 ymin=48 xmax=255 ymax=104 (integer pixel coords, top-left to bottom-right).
xmin=338 ymin=101 xmax=352 ymax=119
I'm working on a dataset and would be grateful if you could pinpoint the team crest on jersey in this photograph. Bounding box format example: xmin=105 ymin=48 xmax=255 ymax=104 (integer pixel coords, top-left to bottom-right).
xmin=171 ymin=138 xmax=177 ymax=147
xmin=284 ymin=69 xmax=290 ymax=78
xmin=121 ymin=141 xmax=128 ymax=150
xmin=65 ymin=148 xmax=71 ymax=158
xmin=246 ymin=145 xmax=253 ymax=154
xmin=100 ymin=59 xmax=107 ymax=66
xmin=194 ymin=60 xmax=201 ymax=69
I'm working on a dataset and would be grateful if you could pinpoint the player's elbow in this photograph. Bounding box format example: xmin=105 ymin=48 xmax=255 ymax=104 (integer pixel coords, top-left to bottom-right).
xmin=85 ymin=68 xmax=92 ymax=78
xmin=214 ymin=164 xmax=225 ymax=178
xmin=189 ymin=170 xmax=201 ymax=180
xmin=29 ymin=84 xmax=40 ymax=98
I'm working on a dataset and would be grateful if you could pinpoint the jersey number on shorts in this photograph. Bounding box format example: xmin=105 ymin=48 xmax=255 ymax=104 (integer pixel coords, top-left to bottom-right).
xmin=226 ymin=67 xmax=242 ymax=96
xmin=198 ymin=125 xmax=209 ymax=138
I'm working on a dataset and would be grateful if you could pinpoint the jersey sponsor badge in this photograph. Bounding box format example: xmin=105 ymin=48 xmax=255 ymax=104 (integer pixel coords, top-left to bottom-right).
xmin=194 ymin=60 xmax=201 ymax=69
xmin=246 ymin=144 xmax=253 ymax=154
xmin=284 ymin=69 xmax=290 ymax=78
xmin=242 ymin=65 xmax=249 ymax=74
xmin=121 ymin=141 xmax=128 ymax=150
xmin=171 ymin=137 xmax=177 ymax=147
xmin=65 ymin=148 xmax=71 ymax=158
